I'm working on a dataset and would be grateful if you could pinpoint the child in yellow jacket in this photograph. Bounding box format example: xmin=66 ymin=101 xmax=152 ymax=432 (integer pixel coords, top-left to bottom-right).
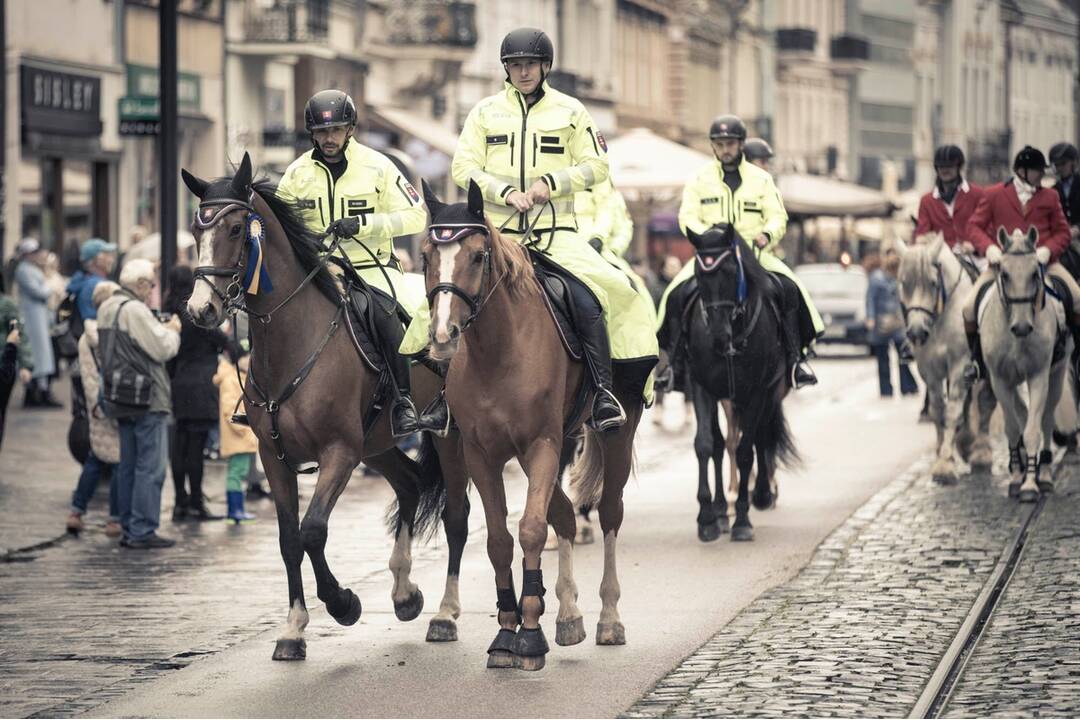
xmin=213 ymin=355 xmax=257 ymax=523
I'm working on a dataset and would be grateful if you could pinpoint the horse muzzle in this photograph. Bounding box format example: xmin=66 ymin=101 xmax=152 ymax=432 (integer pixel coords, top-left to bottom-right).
xmin=1010 ymin=321 xmax=1034 ymax=338
xmin=906 ymin=326 xmax=929 ymax=345
xmin=429 ymin=325 xmax=461 ymax=362
xmin=187 ymin=296 xmax=221 ymax=329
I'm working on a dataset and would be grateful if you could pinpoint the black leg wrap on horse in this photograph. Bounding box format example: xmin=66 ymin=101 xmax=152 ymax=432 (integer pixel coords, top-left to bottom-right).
xmin=519 ymin=568 xmax=546 ymax=617
xmin=496 ymin=573 xmax=522 ymax=624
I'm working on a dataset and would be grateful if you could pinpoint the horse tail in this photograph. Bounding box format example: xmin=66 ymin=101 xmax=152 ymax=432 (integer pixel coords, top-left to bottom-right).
xmin=758 ymin=387 xmax=801 ymax=472
xmin=385 ymin=432 xmax=447 ymax=541
xmin=569 ymin=428 xmax=606 ymax=507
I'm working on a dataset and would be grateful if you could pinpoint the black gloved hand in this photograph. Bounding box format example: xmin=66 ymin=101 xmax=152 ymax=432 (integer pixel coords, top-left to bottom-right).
xmin=588 ymin=236 xmax=604 ymax=253
xmin=329 ymin=216 xmax=361 ymax=238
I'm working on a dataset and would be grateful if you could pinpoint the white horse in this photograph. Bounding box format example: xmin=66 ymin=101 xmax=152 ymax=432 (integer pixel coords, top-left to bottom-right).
xmin=896 ymin=233 xmax=993 ymax=483
xmin=980 ymin=227 xmax=1070 ymax=501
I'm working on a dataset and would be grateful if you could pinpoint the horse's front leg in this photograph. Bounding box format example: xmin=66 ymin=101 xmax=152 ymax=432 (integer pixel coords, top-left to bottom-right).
xmin=261 ymin=444 xmax=309 ymax=661
xmin=300 ymin=446 xmax=363 ymax=627
xmin=970 ymin=380 xmax=997 ymax=471
xmin=1038 ymin=361 xmax=1067 ymax=494
xmin=932 ymin=369 xmax=965 ymax=484
xmin=365 ymin=447 xmax=426 ymax=622
xmin=427 ymin=432 xmax=470 ymax=642
xmin=1018 ymin=370 xmax=1051 ymax=503
xmin=731 ymin=429 xmax=756 ymax=542
xmin=995 ymin=382 xmax=1028 ymax=497
xmin=691 ymin=384 xmax=722 ymax=542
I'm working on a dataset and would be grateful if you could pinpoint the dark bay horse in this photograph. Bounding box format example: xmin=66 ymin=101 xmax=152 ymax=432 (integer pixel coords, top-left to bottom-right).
xmin=419 ymin=180 xmax=642 ymax=671
xmin=685 ymin=225 xmax=799 ymax=542
xmin=182 ymin=153 xmax=453 ymax=660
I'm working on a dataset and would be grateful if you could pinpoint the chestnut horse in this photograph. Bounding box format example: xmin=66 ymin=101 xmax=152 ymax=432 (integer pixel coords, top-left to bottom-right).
xmin=183 ymin=153 xmax=456 ymax=661
xmin=419 ymin=180 xmax=642 ymax=671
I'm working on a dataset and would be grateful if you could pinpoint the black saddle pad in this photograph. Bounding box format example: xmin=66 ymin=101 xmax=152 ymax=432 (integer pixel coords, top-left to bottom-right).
xmin=528 ymin=251 xmax=584 ymax=361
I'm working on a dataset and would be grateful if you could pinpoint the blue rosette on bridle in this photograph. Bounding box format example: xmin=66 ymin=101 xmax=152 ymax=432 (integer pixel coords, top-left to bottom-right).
xmin=243 ymin=212 xmax=274 ymax=295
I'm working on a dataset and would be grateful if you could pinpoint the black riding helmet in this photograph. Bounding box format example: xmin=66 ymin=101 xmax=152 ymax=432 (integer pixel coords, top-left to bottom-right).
xmin=500 ymin=28 xmax=555 ymax=64
xmin=933 ymin=144 xmax=965 ymax=169
xmin=1049 ymin=142 xmax=1079 ymax=166
xmin=1013 ymin=145 xmax=1048 ymax=172
xmin=709 ymin=115 xmax=747 ymax=141
xmin=744 ymin=138 xmax=774 ymax=162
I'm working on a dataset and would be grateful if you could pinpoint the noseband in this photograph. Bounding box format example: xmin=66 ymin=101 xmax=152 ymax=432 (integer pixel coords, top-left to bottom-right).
xmin=425 ymin=224 xmax=495 ymax=332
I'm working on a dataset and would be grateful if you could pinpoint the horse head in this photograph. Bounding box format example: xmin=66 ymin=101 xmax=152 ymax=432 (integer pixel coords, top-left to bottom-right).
xmin=687 ymin=224 xmax=744 ymax=353
xmin=421 ymin=179 xmax=494 ymax=361
xmin=989 ymin=226 xmax=1049 ymax=338
xmin=182 ymin=152 xmax=255 ymax=328
xmin=896 ymin=232 xmax=952 ymax=346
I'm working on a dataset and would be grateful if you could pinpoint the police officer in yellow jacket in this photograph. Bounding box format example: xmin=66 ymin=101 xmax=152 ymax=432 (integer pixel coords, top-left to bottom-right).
xmin=400 ymin=28 xmax=658 ymax=431
xmin=657 ymin=115 xmax=824 ymax=390
xmin=277 ymin=89 xmax=426 ymax=437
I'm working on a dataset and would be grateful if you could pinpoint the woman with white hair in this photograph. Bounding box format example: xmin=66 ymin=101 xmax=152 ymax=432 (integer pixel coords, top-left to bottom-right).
xmin=13 ymin=238 xmax=61 ymax=407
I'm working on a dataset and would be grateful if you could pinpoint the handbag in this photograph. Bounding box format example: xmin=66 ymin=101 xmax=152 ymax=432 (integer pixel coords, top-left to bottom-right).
xmin=101 ymin=301 xmax=153 ymax=411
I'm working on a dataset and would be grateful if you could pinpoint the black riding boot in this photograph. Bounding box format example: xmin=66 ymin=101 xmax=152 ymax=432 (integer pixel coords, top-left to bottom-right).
xmin=785 ymin=299 xmax=817 ymax=389
xmin=370 ymin=297 xmax=419 ymax=438
xmin=566 ymin=277 xmax=626 ymax=432
xmin=963 ymin=320 xmax=987 ymax=384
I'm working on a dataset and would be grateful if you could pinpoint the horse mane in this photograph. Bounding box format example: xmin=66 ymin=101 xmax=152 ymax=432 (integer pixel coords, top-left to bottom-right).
xmin=252 ymin=180 xmax=342 ymax=305
xmin=485 ymin=219 xmax=540 ymax=299
xmin=734 ymin=233 xmax=772 ymax=294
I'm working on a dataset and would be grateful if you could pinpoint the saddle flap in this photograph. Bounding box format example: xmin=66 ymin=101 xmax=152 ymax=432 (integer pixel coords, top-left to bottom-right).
xmin=528 ymin=250 xmax=584 ymax=361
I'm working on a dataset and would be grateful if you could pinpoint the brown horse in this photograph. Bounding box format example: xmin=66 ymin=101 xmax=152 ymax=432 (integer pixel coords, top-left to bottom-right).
xmin=182 ymin=153 xmax=454 ymax=661
xmin=419 ymin=180 xmax=642 ymax=671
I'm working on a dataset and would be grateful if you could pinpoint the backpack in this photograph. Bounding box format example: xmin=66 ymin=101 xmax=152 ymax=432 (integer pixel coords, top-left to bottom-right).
xmin=67 ymin=373 xmax=91 ymax=464
xmin=99 ymin=300 xmax=153 ymax=413
xmin=53 ymin=292 xmax=84 ymax=360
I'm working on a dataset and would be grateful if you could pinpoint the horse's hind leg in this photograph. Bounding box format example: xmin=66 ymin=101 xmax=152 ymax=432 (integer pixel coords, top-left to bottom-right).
xmin=547 ymin=482 xmax=586 ymax=646
xmin=300 ymin=447 xmax=363 ymax=628
xmin=691 ymin=383 xmax=722 ymax=542
xmin=752 ymin=443 xmax=776 ymax=510
xmin=427 ymin=433 xmax=470 ymax=642
xmin=1039 ymin=362 xmax=1068 ymax=493
xmin=365 ymin=447 xmax=426 ymax=622
xmin=262 ymin=444 xmax=309 ymax=661
xmin=970 ymin=380 xmax=996 ymax=471
xmin=721 ymin=399 xmax=741 ymax=497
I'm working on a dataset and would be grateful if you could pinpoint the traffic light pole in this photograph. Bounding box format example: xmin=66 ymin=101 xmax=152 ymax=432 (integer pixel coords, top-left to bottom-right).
xmin=159 ymin=0 xmax=178 ymax=294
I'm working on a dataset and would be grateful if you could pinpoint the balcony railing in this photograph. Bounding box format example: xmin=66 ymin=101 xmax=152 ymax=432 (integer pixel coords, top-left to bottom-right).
xmin=775 ymin=27 xmax=817 ymax=53
xmin=244 ymin=0 xmax=329 ymax=43
xmin=384 ymin=2 xmax=478 ymax=47
xmin=830 ymin=34 xmax=870 ymax=62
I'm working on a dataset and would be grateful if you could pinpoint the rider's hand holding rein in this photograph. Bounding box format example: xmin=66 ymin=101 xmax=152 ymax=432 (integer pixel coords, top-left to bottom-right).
xmin=506 ymin=189 xmax=533 ymax=212
xmin=754 ymin=233 xmax=769 ymax=249
xmin=526 ymin=178 xmax=552 ymax=206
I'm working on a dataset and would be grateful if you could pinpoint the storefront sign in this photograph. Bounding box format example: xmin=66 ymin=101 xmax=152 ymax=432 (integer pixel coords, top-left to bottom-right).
xmin=126 ymin=64 xmax=201 ymax=111
xmin=20 ymin=65 xmax=102 ymax=137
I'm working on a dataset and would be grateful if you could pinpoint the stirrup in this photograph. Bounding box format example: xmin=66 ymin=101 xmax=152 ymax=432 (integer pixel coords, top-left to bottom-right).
xmin=390 ymin=396 xmax=420 ymax=438
xmin=792 ymin=361 xmax=818 ymax=389
xmin=587 ymin=388 xmax=627 ymax=432
xmin=418 ymin=391 xmax=451 ymax=438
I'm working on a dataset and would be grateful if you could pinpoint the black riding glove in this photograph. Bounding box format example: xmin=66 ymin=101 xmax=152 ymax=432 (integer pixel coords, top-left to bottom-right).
xmin=328 ymin=216 xmax=360 ymax=239
xmin=588 ymin=236 xmax=604 ymax=253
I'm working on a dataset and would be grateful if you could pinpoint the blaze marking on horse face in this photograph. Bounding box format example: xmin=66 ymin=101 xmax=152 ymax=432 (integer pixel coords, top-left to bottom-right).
xmin=433 ymin=243 xmax=461 ymax=344
xmin=187 ymin=225 xmax=218 ymax=315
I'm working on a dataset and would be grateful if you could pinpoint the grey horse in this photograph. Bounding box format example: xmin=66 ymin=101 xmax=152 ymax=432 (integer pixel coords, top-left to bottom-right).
xmin=896 ymin=232 xmax=993 ymax=483
xmin=980 ymin=227 xmax=1070 ymax=501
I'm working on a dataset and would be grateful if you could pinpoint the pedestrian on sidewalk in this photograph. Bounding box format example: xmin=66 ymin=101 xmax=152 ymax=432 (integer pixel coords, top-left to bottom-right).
xmin=1 ymin=322 xmax=20 ymax=451
xmin=65 ymin=281 xmax=123 ymax=537
xmin=165 ymin=266 xmax=232 ymax=522
xmin=0 ymin=275 xmax=33 ymax=451
xmin=867 ymin=251 xmax=919 ymax=398
xmin=213 ymin=355 xmax=257 ymax=524
xmin=98 ymin=259 xmax=181 ymax=549
xmin=13 ymin=238 xmax=62 ymax=408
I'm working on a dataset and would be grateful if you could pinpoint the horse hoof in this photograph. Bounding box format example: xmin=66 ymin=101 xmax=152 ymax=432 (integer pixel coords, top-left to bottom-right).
xmin=513 ymin=653 xmax=546 ymax=671
xmin=718 ymin=515 xmax=730 ymax=533
xmin=752 ymin=492 xmax=775 ymax=511
xmin=1008 ymin=481 xmax=1022 ymax=498
xmin=932 ymin=472 xmax=958 ymax=486
xmin=1019 ymin=488 xmax=1039 ymax=503
xmin=556 ymin=616 xmax=586 ymax=646
xmin=394 ymin=589 xmax=424 ymax=622
xmin=576 ymin=525 xmax=595 ymax=545
xmin=329 ymin=589 xmax=362 ymax=627
xmin=486 ymin=650 xmax=515 ymax=669
xmin=426 ymin=617 xmax=458 ymax=642
xmin=272 ymin=638 xmax=307 ymax=661
xmin=731 ymin=524 xmax=754 ymax=542
xmin=697 ymin=521 xmax=721 ymax=542
xmin=971 ymin=460 xmax=993 ymax=474
xmin=596 ymin=621 xmax=626 ymax=646
xmin=511 ymin=626 xmax=550 ymax=656
xmin=1037 ymin=479 xmax=1055 ymax=494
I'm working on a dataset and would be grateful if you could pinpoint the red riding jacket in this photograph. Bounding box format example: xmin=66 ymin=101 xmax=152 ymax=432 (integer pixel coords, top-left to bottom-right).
xmin=914 ymin=180 xmax=985 ymax=248
xmin=967 ymin=179 xmax=1070 ymax=262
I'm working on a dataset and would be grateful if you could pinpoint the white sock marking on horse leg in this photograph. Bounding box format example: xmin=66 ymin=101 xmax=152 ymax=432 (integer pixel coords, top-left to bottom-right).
xmin=432 ymin=244 xmax=460 ymax=343
xmin=432 ymin=575 xmax=461 ymax=622
xmin=555 ymin=537 xmax=582 ymax=622
xmin=598 ymin=530 xmax=621 ymax=626
xmin=279 ymin=599 xmax=309 ymax=641
xmin=389 ymin=526 xmax=417 ymax=604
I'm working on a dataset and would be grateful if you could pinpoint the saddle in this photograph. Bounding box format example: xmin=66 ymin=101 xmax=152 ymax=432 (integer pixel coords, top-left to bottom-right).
xmin=528 ymin=250 xmax=584 ymax=361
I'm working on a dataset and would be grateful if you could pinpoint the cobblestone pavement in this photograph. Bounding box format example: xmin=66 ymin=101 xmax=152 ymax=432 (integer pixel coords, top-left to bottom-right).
xmin=625 ymin=452 xmax=1075 ymax=718
xmin=943 ymin=462 xmax=1080 ymax=718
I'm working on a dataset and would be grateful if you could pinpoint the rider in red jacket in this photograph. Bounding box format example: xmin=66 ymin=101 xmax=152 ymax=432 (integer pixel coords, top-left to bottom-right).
xmin=915 ymin=145 xmax=985 ymax=252
xmin=962 ymin=145 xmax=1080 ymax=382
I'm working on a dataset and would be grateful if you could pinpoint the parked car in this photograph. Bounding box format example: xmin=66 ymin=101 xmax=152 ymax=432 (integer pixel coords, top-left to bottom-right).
xmin=795 ymin=263 xmax=870 ymax=351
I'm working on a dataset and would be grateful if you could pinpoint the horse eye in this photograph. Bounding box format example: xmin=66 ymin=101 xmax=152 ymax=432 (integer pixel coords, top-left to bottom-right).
xmin=473 ymin=251 xmax=485 ymax=264
xmin=230 ymin=224 xmax=243 ymax=238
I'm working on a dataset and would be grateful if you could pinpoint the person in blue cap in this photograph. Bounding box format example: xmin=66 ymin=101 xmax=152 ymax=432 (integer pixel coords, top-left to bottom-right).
xmin=66 ymin=238 xmax=118 ymax=322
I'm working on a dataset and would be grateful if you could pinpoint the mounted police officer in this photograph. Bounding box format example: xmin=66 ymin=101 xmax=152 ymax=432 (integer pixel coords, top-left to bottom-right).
xmin=657 ymin=115 xmax=824 ymax=391
xmin=400 ymin=28 xmax=658 ymax=431
xmin=1050 ymin=142 xmax=1080 ymax=235
xmin=277 ymin=89 xmax=427 ymax=437
xmin=743 ymin=138 xmax=774 ymax=173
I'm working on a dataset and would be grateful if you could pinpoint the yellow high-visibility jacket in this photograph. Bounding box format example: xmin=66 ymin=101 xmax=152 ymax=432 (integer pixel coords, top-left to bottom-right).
xmin=277 ymin=141 xmax=426 ymax=269
xmin=678 ymin=156 xmax=787 ymax=249
xmin=451 ymin=81 xmax=609 ymax=236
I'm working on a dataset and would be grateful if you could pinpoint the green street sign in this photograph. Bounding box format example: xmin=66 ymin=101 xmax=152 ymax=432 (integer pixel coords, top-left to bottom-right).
xmin=118 ymin=96 xmax=159 ymax=120
xmin=125 ymin=64 xmax=201 ymax=110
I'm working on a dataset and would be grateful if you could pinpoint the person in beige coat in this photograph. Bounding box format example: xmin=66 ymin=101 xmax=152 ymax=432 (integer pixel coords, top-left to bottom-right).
xmin=213 ymin=355 xmax=257 ymax=523
xmin=66 ymin=281 xmax=122 ymax=536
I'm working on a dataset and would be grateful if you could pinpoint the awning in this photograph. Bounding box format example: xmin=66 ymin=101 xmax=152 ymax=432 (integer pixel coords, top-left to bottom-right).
xmin=606 ymin=127 xmax=712 ymax=197
xmin=777 ymin=174 xmax=895 ymax=218
xmin=368 ymin=105 xmax=459 ymax=158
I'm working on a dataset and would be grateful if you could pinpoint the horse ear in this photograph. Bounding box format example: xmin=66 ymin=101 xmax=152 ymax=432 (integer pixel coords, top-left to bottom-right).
xmin=685 ymin=227 xmax=702 ymax=249
xmin=467 ymin=179 xmax=485 ymax=220
xmin=231 ymin=152 xmax=253 ymax=198
xmin=996 ymin=226 xmax=1010 ymax=250
xmin=421 ymin=179 xmax=445 ymax=216
xmin=1027 ymin=225 xmax=1039 ymax=248
xmin=181 ymin=169 xmax=209 ymax=199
